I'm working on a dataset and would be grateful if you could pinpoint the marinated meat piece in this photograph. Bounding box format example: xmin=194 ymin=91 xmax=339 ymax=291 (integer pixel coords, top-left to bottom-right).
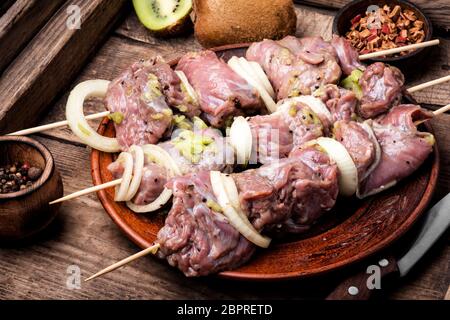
xmin=333 ymin=120 xmax=376 ymax=180
xmin=248 ymin=112 xmax=293 ymax=164
xmin=234 ymin=146 xmax=339 ymax=233
xmin=331 ymin=35 xmax=366 ymax=76
xmin=247 ymin=36 xmax=342 ymax=99
xmin=132 ymin=164 xmax=168 ymax=205
xmin=248 ymin=100 xmax=324 ymax=164
xmin=281 ymin=146 xmax=339 ymax=233
xmin=147 ymin=57 xmax=200 ymax=118
xmin=358 ymin=62 xmax=405 ymax=118
xmin=176 ymin=51 xmax=263 ymax=128
xmin=359 ymin=105 xmax=434 ymax=196
xmin=160 ymin=127 xmax=235 ymax=174
xmin=278 ymin=36 xmax=337 ymax=65
xmin=156 ymin=171 xmax=255 ymax=277
xmin=105 ymin=61 xmax=173 ymax=149
xmin=316 ymin=84 xmax=358 ymax=122
xmin=278 ymin=100 xmax=325 ymax=149
xmin=246 ymin=39 xmax=296 ymax=99
xmin=108 ymin=155 xmax=169 ymax=206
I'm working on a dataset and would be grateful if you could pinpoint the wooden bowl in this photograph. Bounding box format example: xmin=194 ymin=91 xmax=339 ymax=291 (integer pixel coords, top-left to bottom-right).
xmin=332 ymin=0 xmax=433 ymax=72
xmin=0 ymin=136 xmax=63 ymax=241
xmin=91 ymin=44 xmax=439 ymax=280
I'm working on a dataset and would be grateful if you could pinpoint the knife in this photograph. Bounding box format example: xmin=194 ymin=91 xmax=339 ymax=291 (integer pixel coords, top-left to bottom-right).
xmin=326 ymin=192 xmax=450 ymax=300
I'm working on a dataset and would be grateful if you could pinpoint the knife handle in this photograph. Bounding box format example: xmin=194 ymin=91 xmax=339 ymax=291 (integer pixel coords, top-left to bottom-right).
xmin=326 ymin=256 xmax=399 ymax=300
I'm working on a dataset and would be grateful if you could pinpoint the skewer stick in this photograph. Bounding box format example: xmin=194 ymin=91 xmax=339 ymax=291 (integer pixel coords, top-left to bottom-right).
xmin=407 ymin=75 xmax=450 ymax=93
xmin=7 ymin=75 xmax=448 ymax=137
xmin=359 ymin=39 xmax=440 ymax=60
xmin=433 ymin=104 xmax=450 ymax=116
xmin=49 ymin=100 xmax=450 ymax=205
xmin=85 ymin=244 xmax=160 ymax=282
xmin=7 ymin=111 xmax=111 ymax=136
xmin=49 ymin=178 xmax=122 ymax=205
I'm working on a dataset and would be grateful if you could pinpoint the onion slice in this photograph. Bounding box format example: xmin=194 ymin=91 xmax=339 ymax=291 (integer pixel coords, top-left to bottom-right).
xmin=175 ymin=70 xmax=199 ymax=106
xmin=210 ymin=171 xmax=271 ymax=248
xmin=66 ymin=80 xmax=121 ymax=153
xmin=248 ymin=60 xmax=275 ymax=98
xmin=124 ymin=145 xmax=144 ymax=201
xmin=114 ymin=152 xmax=134 ymax=202
xmin=229 ymin=116 xmax=252 ymax=165
xmin=141 ymin=144 xmax=182 ymax=176
xmin=228 ymin=57 xmax=277 ymax=113
xmin=287 ymin=96 xmax=333 ymax=123
xmin=238 ymin=57 xmax=275 ymax=98
xmin=316 ymin=137 xmax=358 ymax=197
xmin=125 ymin=144 xmax=181 ymax=213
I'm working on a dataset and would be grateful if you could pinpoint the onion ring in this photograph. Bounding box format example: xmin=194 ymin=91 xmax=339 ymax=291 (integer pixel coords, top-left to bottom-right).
xmin=66 ymin=80 xmax=121 ymax=152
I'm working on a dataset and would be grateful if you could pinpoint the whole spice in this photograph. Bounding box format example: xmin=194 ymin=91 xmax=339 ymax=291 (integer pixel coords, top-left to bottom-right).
xmin=0 ymin=162 xmax=43 ymax=194
xmin=345 ymin=5 xmax=425 ymax=56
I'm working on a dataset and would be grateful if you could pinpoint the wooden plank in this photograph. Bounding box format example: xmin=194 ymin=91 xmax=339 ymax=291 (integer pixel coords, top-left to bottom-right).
xmin=297 ymin=0 xmax=450 ymax=32
xmin=0 ymin=0 xmax=15 ymax=17
xmin=0 ymin=0 xmax=66 ymax=74
xmin=0 ymin=0 xmax=128 ymax=136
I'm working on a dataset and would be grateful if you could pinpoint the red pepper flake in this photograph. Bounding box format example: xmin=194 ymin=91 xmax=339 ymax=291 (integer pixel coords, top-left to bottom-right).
xmin=395 ymin=36 xmax=407 ymax=43
xmin=369 ymin=28 xmax=378 ymax=36
xmin=367 ymin=34 xmax=378 ymax=42
xmin=351 ymin=14 xmax=361 ymax=25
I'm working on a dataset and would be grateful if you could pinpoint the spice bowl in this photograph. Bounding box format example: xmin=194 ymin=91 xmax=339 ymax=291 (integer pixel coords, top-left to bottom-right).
xmin=0 ymin=136 xmax=63 ymax=241
xmin=332 ymin=0 xmax=433 ymax=72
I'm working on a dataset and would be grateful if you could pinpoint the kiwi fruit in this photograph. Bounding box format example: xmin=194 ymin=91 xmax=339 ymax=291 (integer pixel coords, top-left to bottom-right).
xmin=193 ymin=0 xmax=297 ymax=48
xmin=132 ymin=0 xmax=193 ymax=37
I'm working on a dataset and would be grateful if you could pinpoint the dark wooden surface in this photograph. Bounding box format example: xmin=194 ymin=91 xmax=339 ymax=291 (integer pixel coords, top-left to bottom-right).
xmin=0 ymin=0 xmax=66 ymax=74
xmin=0 ymin=3 xmax=448 ymax=299
xmin=0 ymin=0 xmax=128 ymax=135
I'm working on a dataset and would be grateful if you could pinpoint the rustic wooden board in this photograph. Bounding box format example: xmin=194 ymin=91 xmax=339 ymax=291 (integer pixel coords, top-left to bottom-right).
xmin=0 ymin=0 xmax=128 ymax=135
xmin=0 ymin=3 xmax=448 ymax=299
xmin=0 ymin=0 xmax=66 ymax=74
xmin=298 ymin=0 xmax=450 ymax=32
xmin=0 ymin=0 xmax=16 ymax=17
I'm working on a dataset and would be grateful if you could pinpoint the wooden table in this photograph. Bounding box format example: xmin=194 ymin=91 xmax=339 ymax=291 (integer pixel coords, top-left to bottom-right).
xmin=0 ymin=2 xmax=449 ymax=300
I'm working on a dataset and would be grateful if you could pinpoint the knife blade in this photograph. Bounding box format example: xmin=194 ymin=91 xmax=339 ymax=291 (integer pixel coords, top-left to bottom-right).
xmin=397 ymin=192 xmax=450 ymax=277
xmin=327 ymin=193 xmax=450 ymax=300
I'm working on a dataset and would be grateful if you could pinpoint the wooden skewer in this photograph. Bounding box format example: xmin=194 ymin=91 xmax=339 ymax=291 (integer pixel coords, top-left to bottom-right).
xmin=7 ymin=111 xmax=111 ymax=136
xmin=50 ymin=102 xmax=450 ymax=205
xmin=1 ymin=39 xmax=443 ymax=138
xmin=359 ymin=39 xmax=440 ymax=60
xmin=6 ymin=74 xmax=449 ymax=137
xmin=407 ymin=75 xmax=450 ymax=93
xmin=433 ymin=104 xmax=450 ymax=116
xmin=85 ymin=244 xmax=160 ymax=282
xmin=49 ymin=178 xmax=122 ymax=205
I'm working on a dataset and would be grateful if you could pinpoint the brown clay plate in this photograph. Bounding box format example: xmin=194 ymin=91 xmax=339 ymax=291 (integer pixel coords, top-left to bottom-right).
xmin=90 ymin=44 xmax=440 ymax=281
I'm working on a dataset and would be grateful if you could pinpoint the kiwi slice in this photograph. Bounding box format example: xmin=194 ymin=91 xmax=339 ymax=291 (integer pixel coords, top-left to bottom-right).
xmin=132 ymin=0 xmax=193 ymax=37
